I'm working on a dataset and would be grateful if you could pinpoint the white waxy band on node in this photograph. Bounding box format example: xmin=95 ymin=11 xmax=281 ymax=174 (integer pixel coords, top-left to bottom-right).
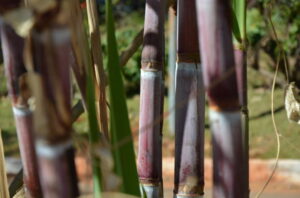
xmin=36 ymin=140 xmax=73 ymax=158
xmin=12 ymin=107 xmax=32 ymax=117
xmin=141 ymin=70 xmax=162 ymax=79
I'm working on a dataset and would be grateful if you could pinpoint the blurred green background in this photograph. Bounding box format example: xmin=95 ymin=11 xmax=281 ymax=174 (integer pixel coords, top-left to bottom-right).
xmin=0 ymin=0 xmax=300 ymax=159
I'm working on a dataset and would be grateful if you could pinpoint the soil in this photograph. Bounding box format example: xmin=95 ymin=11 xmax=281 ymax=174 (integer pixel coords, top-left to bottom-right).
xmin=75 ymin=156 xmax=300 ymax=197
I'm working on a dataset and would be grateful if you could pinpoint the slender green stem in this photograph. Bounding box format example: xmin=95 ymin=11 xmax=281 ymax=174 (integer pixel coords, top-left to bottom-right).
xmin=86 ymin=56 xmax=102 ymax=198
xmin=0 ymin=130 xmax=9 ymax=198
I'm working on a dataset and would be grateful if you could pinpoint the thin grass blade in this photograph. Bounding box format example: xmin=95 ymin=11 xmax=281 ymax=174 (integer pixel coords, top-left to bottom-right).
xmin=86 ymin=58 xmax=102 ymax=198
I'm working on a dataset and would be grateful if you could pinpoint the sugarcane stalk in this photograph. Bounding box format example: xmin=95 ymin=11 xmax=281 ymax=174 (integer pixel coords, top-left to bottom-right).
xmin=196 ymin=0 xmax=245 ymax=197
xmin=173 ymin=0 xmax=205 ymax=197
xmin=168 ymin=8 xmax=176 ymax=135
xmin=232 ymin=0 xmax=249 ymax=196
xmin=86 ymin=0 xmax=109 ymax=139
xmin=0 ymin=15 xmax=42 ymax=198
xmin=138 ymin=0 xmax=165 ymax=197
xmin=25 ymin=8 xmax=79 ymax=197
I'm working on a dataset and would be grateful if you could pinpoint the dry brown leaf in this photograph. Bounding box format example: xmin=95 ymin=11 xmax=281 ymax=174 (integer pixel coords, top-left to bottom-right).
xmin=12 ymin=188 xmax=24 ymax=198
xmin=2 ymin=7 xmax=34 ymax=37
xmin=285 ymin=82 xmax=300 ymax=124
xmin=25 ymin=0 xmax=57 ymax=13
xmin=0 ymin=130 xmax=9 ymax=198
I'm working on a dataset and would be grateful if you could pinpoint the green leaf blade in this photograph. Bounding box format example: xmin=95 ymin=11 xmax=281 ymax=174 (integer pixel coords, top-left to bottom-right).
xmin=105 ymin=0 xmax=140 ymax=196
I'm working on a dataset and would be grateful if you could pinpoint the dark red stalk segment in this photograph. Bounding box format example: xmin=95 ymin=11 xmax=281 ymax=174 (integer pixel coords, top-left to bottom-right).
xmin=197 ymin=0 xmax=239 ymax=111
xmin=174 ymin=0 xmax=205 ymax=196
xmin=0 ymin=22 xmax=26 ymax=104
xmin=0 ymin=0 xmax=21 ymax=13
xmin=138 ymin=71 xmax=163 ymax=183
xmin=234 ymin=48 xmax=249 ymax=198
xmin=234 ymin=49 xmax=247 ymax=107
xmin=30 ymin=25 xmax=79 ymax=198
xmin=141 ymin=0 xmax=165 ymax=70
xmin=37 ymin=147 xmax=78 ymax=198
xmin=0 ymin=22 xmax=42 ymax=198
xmin=138 ymin=0 xmax=165 ymax=190
xmin=14 ymin=111 xmax=43 ymax=198
xmin=177 ymin=0 xmax=199 ymax=57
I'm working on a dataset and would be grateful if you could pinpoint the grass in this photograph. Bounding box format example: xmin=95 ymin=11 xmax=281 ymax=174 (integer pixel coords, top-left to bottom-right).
xmin=0 ymin=97 xmax=19 ymax=157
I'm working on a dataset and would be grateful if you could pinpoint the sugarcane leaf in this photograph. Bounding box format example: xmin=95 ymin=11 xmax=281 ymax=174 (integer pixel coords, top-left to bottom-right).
xmin=231 ymin=8 xmax=242 ymax=43
xmin=86 ymin=54 xmax=102 ymax=197
xmin=0 ymin=130 xmax=9 ymax=198
xmin=140 ymin=185 xmax=148 ymax=198
xmin=25 ymin=0 xmax=57 ymax=13
xmin=2 ymin=8 xmax=34 ymax=37
xmin=86 ymin=0 xmax=109 ymax=138
xmin=12 ymin=188 xmax=24 ymax=198
xmin=105 ymin=0 xmax=140 ymax=196
xmin=232 ymin=0 xmax=246 ymax=41
xmin=8 ymin=168 xmax=23 ymax=198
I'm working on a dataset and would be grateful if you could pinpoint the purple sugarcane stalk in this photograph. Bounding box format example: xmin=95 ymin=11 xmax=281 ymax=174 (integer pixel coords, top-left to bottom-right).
xmin=29 ymin=24 xmax=79 ymax=198
xmin=138 ymin=0 xmax=165 ymax=197
xmin=196 ymin=0 xmax=245 ymax=197
xmin=235 ymin=47 xmax=249 ymax=198
xmin=174 ymin=0 xmax=205 ymax=197
xmin=0 ymin=21 xmax=42 ymax=198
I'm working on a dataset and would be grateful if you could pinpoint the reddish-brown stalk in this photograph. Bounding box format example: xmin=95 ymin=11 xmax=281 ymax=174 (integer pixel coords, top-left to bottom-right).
xmin=235 ymin=48 xmax=249 ymax=198
xmin=0 ymin=4 xmax=42 ymax=197
xmin=25 ymin=6 xmax=79 ymax=197
xmin=196 ymin=0 xmax=245 ymax=197
xmin=174 ymin=0 xmax=205 ymax=197
xmin=138 ymin=0 xmax=165 ymax=196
